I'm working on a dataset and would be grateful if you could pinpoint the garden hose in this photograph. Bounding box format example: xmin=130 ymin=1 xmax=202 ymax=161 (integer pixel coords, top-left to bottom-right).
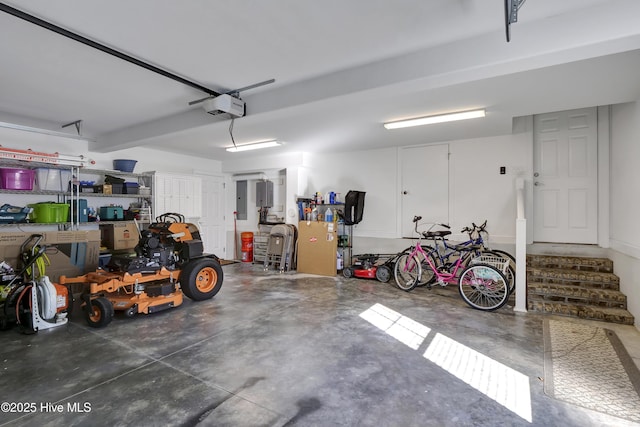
xmin=25 ymin=247 xmax=50 ymax=279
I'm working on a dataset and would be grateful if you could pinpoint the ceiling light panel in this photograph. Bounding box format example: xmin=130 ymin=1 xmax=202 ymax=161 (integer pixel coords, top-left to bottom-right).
xmin=226 ymin=140 xmax=281 ymax=152
xmin=384 ymin=109 xmax=486 ymax=130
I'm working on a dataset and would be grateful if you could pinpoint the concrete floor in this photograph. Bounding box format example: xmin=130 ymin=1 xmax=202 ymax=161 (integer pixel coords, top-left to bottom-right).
xmin=1 ymin=262 xmax=640 ymax=427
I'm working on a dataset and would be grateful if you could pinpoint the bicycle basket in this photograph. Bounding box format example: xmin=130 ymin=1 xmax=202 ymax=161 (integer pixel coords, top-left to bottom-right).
xmin=470 ymin=255 xmax=509 ymax=274
xmin=480 ymin=230 xmax=489 ymax=247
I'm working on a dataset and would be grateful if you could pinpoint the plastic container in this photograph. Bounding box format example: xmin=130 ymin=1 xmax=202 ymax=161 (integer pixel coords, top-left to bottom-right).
xmin=100 ymin=206 xmax=124 ymax=220
xmin=0 ymin=168 xmax=35 ymax=191
xmin=241 ymin=232 xmax=254 ymax=262
xmin=110 ymin=183 xmax=123 ymax=194
xmin=29 ymin=202 xmax=69 ymax=223
xmin=98 ymin=253 xmax=112 ymax=269
xmin=123 ymin=182 xmax=139 ymax=194
xmin=113 ymin=159 xmax=137 ymax=173
xmin=35 ymin=168 xmax=72 ymax=191
xmin=68 ymin=199 xmax=88 ymax=222
xmin=325 ymin=207 xmax=333 ymax=223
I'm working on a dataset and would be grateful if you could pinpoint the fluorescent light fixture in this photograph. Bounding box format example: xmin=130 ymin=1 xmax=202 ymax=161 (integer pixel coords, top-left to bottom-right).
xmin=384 ymin=109 xmax=486 ymax=130
xmin=226 ymin=140 xmax=281 ymax=152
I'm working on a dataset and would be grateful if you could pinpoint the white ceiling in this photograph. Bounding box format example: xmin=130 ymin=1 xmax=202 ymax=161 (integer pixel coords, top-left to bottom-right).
xmin=2 ymin=0 xmax=640 ymax=161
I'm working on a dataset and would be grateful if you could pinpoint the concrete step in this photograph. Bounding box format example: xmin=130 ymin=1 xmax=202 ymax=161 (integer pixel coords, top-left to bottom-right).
xmin=527 ymin=298 xmax=634 ymax=325
xmin=528 ymin=282 xmax=627 ymax=309
xmin=526 ymin=253 xmax=634 ymax=325
xmin=526 ymin=254 xmax=613 ymax=272
xmin=526 ymin=266 xmax=620 ymax=290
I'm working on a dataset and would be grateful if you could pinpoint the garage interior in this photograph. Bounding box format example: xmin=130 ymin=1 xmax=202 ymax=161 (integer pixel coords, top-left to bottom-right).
xmin=2 ymin=1 xmax=640 ymax=426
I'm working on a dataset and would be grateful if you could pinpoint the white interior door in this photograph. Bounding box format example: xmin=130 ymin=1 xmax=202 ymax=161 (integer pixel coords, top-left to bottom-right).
xmin=197 ymin=174 xmax=225 ymax=257
xmin=400 ymin=144 xmax=449 ymax=237
xmin=533 ymin=108 xmax=598 ymax=243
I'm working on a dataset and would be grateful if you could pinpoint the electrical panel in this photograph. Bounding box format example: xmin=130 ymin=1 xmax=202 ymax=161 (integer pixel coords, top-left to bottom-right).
xmin=256 ymin=180 xmax=273 ymax=207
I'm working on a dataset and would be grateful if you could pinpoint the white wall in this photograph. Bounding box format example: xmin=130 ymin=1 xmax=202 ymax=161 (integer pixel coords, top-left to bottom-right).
xmin=449 ymin=134 xmax=530 ymax=244
xmin=300 ymin=136 xmax=526 ymax=255
xmin=609 ymin=101 xmax=640 ymax=322
xmin=309 ymin=147 xmax=399 ymax=239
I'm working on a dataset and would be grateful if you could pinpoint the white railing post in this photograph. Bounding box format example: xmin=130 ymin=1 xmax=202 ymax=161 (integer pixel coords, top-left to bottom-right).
xmin=514 ymin=178 xmax=527 ymax=312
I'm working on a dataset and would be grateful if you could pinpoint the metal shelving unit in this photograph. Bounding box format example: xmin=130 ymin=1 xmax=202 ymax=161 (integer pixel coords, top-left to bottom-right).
xmin=0 ymin=158 xmax=79 ymax=229
xmin=77 ymin=169 xmax=153 ymax=228
xmin=0 ymin=162 xmax=153 ymax=229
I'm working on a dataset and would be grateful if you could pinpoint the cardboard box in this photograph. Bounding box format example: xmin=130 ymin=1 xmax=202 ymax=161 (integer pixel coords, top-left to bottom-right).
xmin=98 ymin=184 xmax=112 ymax=194
xmin=0 ymin=230 xmax=100 ymax=282
xmin=296 ymin=221 xmax=337 ymax=276
xmin=100 ymin=221 xmax=139 ymax=250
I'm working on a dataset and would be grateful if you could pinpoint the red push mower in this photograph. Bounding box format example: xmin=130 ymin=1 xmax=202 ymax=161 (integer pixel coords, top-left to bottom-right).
xmin=342 ymin=253 xmax=401 ymax=283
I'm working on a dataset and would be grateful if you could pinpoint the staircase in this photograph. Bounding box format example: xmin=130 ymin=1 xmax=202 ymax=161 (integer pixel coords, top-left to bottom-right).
xmin=527 ymin=254 xmax=634 ymax=325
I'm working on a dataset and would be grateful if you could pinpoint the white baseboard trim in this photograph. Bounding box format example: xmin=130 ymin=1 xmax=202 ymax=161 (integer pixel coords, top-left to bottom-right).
xmin=609 ymin=239 xmax=640 ymax=261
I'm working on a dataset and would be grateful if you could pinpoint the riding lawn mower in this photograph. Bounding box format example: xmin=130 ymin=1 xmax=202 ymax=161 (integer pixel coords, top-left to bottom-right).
xmin=61 ymin=213 xmax=224 ymax=328
xmin=1 ymin=213 xmax=223 ymax=332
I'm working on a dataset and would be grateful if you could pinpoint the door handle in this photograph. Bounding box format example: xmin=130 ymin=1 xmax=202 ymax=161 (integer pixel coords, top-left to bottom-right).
xmin=403 ymin=191 xmax=408 ymax=195
xmin=534 ymin=172 xmax=539 ymax=177
xmin=534 ymin=182 xmax=542 ymax=186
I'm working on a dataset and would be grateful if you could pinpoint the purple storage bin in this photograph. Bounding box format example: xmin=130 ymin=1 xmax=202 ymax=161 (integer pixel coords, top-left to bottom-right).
xmin=0 ymin=168 xmax=35 ymax=190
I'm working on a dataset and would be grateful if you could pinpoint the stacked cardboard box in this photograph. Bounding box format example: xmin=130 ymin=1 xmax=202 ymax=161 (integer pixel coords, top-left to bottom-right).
xmin=0 ymin=230 xmax=100 ymax=282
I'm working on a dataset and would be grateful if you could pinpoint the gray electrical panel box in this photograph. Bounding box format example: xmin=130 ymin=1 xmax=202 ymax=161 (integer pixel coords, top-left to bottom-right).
xmin=256 ymin=180 xmax=273 ymax=207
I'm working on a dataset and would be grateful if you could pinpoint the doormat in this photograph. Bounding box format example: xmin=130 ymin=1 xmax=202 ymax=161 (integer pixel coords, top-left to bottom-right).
xmin=219 ymin=259 xmax=239 ymax=266
xmin=543 ymin=319 xmax=640 ymax=422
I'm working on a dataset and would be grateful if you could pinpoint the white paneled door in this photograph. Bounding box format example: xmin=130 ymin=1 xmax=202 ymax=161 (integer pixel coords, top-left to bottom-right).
xmin=154 ymin=173 xmax=202 ymax=219
xmin=400 ymin=144 xmax=449 ymax=238
xmin=533 ymin=108 xmax=598 ymax=244
xmin=197 ymin=174 xmax=225 ymax=257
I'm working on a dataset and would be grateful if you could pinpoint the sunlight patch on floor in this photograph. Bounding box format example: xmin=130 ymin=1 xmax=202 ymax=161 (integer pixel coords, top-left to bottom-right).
xmin=359 ymin=303 xmax=430 ymax=350
xmin=424 ymin=332 xmax=532 ymax=422
xmin=360 ymin=303 xmax=532 ymax=423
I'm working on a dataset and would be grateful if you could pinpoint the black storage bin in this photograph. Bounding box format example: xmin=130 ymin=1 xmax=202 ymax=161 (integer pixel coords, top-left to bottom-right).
xmin=123 ymin=182 xmax=139 ymax=194
xmin=111 ymin=183 xmax=123 ymax=194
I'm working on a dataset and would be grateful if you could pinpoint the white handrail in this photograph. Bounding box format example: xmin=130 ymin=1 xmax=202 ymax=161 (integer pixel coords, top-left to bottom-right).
xmin=516 ymin=177 xmax=525 ymax=220
xmin=514 ymin=178 xmax=527 ymax=312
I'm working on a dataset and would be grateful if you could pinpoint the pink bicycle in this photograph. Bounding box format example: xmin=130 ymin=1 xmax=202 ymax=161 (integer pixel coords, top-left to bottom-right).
xmin=394 ymin=216 xmax=510 ymax=311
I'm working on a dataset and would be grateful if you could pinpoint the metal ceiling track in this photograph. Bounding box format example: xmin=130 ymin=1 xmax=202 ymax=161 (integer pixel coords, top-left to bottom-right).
xmin=0 ymin=2 xmax=221 ymax=97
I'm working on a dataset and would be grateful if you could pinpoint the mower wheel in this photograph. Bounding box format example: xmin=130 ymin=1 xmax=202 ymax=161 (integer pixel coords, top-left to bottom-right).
xmin=85 ymin=297 xmax=114 ymax=328
xmin=124 ymin=305 xmax=138 ymax=318
xmin=375 ymin=265 xmax=392 ymax=283
xmin=342 ymin=267 xmax=354 ymax=278
xmin=180 ymin=258 xmax=224 ymax=301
